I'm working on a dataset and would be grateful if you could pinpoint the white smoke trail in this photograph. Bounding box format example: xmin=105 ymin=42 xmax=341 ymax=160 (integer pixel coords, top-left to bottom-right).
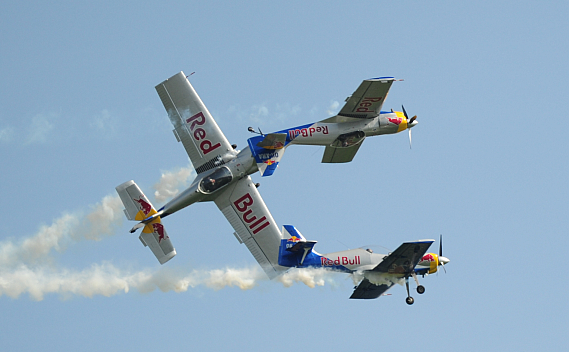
xmin=0 ymin=195 xmax=124 ymax=267
xmin=0 ymin=262 xmax=339 ymax=301
xmin=0 ymin=165 xmax=342 ymax=300
xmin=277 ymin=267 xmax=338 ymax=288
xmin=153 ymin=166 xmax=195 ymax=202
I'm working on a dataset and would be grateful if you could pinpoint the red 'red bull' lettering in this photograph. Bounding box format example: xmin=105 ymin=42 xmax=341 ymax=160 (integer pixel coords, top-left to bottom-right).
xmin=320 ymin=256 xmax=361 ymax=267
xmin=134 ymin=198 xmax=152 ymax=215
xmin=152 ymin=223 xmax=168 ymax=243
xmin=288 ymin=125 xmax=329 ymax=140
xmin=356 ymin=97 xmax=382 ymax=113
xmin=186 ymin=112 xmax=221 ymax=156
xmin=233 ymin=193 xmax=270 ymax=235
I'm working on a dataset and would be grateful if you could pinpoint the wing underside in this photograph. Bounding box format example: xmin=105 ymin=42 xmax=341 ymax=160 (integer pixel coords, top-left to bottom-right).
xmin=321 ymin=78 xmax=395 ymax=124
xmin=338 ymin=78 xmax=394 ymax=119
xmin=350 ymin=240 xmax=433 ymax=299
xmin=155 ymin=72 xmax=234 ymax=173
xmin=214 ymin=176 xmax=288 ymax=279
xmin=321 ymin=142 xmax=363 ymax=163
xmin=350 ymin=279 xmax=395 ymax=299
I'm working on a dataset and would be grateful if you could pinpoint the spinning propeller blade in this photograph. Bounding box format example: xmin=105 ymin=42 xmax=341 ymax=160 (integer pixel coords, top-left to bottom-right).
xmin=439 ymin=234 xmax=448 ymax=273
xmin=402 ymin=105 xmax=417 ymax=149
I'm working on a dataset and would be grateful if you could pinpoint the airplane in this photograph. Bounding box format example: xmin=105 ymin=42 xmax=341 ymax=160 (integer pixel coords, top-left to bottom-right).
xmin=278 ymin=226 xmax=450 ymax=304
xmin=116 ymin=71 xmax=418 ymax=280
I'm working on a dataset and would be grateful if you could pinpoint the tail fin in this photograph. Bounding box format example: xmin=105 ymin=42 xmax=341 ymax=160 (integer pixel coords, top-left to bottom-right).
xmin=278 ymin=225 xmax=317 ymax=267
xmin=116 ymin=181 xmax=176 ymax=264
xmin=247 ymin=133 xmax=287 ymax=177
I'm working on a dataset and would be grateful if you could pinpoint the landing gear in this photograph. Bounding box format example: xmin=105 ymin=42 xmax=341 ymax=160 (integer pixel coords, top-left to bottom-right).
xmin=405 ymin=273 xmax=425 ymax=304
xmin=405 ymin=276 xmax=414 ymax=305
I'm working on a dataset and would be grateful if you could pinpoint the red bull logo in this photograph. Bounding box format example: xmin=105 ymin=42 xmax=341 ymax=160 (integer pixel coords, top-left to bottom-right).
xmin=152 ymin=223 xmax=168 ymax=243
xmin=321 ymin=256 xmax=361 ymax=267
xmin=288 ymin=236 xmax=301 ymax=243
xmin=134 ymin=197 xmax=152 ymax=216
xmin=186 ymin=112 xmax=221 ymax=156
xmin=233 ymin=193 xmax=271 ymax=235
xmin=421 ymin=253 xmax=435 ymax=262
xmin=355 ymin=97 xmax=382 ymax=113
xmin=388 ymin=117 xmax=402 ymax=125
xmin=288 ymin=125 xmax=329 ymax=140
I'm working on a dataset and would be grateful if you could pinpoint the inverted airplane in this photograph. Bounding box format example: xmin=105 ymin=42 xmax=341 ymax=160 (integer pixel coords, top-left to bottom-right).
xmin=116 ymin=71 xmax=421 ymax=293
xmin=279 ymin=227 xmax=449 ymax=304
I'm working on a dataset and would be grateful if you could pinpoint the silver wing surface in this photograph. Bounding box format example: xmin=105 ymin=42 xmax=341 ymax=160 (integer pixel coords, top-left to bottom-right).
xmin=350 ymin=240 xmax=433 ymax=299
xmin=155 ymin=72 xmax=234 ymax=173
xmin=322 ymin=78 xmax=395 ymax=123
xmin=214 ymin=176 xmax=288 ymax=279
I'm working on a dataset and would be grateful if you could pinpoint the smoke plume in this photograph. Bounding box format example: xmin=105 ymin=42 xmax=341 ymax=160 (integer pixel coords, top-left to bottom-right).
xmin=153 ymin=166 xmax=195 ymax=202
xmin=0 ymin=166 xmax=340 ymax=300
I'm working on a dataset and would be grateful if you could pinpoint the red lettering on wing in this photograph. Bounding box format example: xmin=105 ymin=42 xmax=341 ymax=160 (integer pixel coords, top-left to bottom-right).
xmin=186 ymin=112 xmax=221 ymax=155
xmin=356 ymin=97 xmax=382 ymax=113
xmin=233 ymin=193 xmax=271 ymax=235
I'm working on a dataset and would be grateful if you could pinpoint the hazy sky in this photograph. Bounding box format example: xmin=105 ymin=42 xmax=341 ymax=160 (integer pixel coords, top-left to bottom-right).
xmin=2 ymin=1 xmax=568 ymax=351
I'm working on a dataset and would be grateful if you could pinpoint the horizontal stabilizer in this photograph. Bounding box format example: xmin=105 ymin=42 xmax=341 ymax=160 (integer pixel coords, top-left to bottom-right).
xmin=138 ymin=220 xmax=176 ymax=264
xmin=116 ymin=180 xmax=157 ymax=221
xmin=116 ymin=180 xmax=176 ymax=264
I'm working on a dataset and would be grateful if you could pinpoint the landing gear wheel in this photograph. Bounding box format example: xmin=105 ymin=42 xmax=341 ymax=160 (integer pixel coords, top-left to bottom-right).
xmin=417 ymin=285 xmax=425 ymax=294
xmin=406 ymin=297 xmax=414 ymax=305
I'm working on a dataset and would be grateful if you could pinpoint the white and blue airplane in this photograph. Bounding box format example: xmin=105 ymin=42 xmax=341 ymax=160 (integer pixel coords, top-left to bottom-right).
xmin=278 ymin=226 xmax=449 ymax=304
xmin=116 ymin=71 xmax=421 ymax=293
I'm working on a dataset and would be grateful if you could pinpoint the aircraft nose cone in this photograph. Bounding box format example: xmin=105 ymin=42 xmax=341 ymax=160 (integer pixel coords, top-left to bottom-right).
xmin=408 ymin=120 xmax=418 ymax=128
xmin=439 ymin=256 xmax=450 ymax=265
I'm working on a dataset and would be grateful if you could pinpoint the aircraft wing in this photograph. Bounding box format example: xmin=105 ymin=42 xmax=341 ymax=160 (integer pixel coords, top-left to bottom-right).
xmin=350 ymin=278 xmax=395 ymax=299
xmin=371 ymin=240 xmax=434 ymax=274
xmin=214 ymin=176 xmax=288 ymax=279
xmin=155 ymin=72 xmax=234 ymax=174
xmin=321 ymin=142 xmax=363 ymax=163
xmin=350 ymin=240 xmax=433 ymax=299
xmin=322 ymin=78 xmax=395 ymax=123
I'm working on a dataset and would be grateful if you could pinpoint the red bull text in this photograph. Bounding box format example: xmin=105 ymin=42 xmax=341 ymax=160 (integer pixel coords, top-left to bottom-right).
xmin=186 ymin=112 xmax=221 ymax=156
xmin=233 ymin=193 xmax=271 ymax=235
xmin=356 ymin=97 xmax=382 ymax=113
xmin=321 ymin=256 xmax=361 ymax=267
xmin=288 ymin=125 xmax=329 ymax=140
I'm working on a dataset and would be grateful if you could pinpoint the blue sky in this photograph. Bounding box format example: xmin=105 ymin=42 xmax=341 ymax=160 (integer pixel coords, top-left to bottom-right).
xmin=1 ymin=1 xmax=568 ymax=351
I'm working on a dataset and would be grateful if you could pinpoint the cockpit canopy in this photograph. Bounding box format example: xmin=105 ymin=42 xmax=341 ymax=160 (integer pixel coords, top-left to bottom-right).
xmin=198 ymin=167 xmax=233 ymax=194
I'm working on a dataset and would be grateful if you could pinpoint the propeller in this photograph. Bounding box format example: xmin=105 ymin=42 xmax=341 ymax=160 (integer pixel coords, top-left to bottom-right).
xmin=438 ymin=234 xmax=449 ymax=273
xmin=401 ymin=105 xmax=418 ymax=149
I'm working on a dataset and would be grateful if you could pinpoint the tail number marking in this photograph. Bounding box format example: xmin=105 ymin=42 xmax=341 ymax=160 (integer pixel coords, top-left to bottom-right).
xmin=186 ymin=112 xmax=221 ymax=156
xmin=233 ymin=193 xmax=271 ymax=235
